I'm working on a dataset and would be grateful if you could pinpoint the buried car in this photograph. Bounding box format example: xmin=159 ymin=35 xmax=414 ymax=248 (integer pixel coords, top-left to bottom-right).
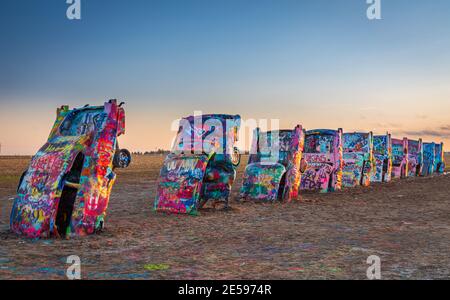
xmin=422 ymin=142 xmax=436 ymax=176
xmin=10 ymin=100 xmax=131 ymax=239
xmin=300 ymin=129 xmax=343 ymax=193
xmin=434 ymin=142 xmax=445 ymax=174
xmin=342 ymin=132 xmax=375 ymax=188
xmin=240 ymin=125 xmax=306 ymax=202
xmin=407 ymin=139 xmax=423 ymax=177
xmin=154 ymin=114 xmax=241 ymax=215
xmin=371 ymin=134 xmax=393 ymax=183
xmin=391 ymin=138 xmax=409 ymax=179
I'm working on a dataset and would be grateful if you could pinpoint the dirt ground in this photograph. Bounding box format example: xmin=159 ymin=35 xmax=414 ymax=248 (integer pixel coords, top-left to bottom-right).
xmin=1 ymin=154 xmax=450 ymax=280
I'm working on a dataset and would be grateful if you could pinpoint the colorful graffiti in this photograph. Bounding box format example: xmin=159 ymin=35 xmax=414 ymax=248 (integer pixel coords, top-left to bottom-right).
xmin=154 ymin=114 xmax=241 ymax=215
xmin=10 ymin=100 xmax=129 ymax=239
xmin=155 ymin=154 xmax=210 ymax=214
xmin=391 ymin=138 xmax=408 ymax=179
xmin=240 ymin=126 xmax=305 ymax=202
xmin=371 ymin=134 xmax=393 ymax=183
xmin=300 ymin=129 xmax=343 ymax=193
xmin=342 ymin=132 xmax=375 ymax=188
xmin=434 ymin=142 xmax=445 ymax=174
xmin=422 ymin=142 xmax=436 ymax=176
xmin=407 ymin=139 xmax=423 ymax=177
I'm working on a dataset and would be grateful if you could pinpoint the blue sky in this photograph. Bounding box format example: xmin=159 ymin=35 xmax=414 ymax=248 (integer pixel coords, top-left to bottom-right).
xmin=1 ymin=0 xmax=450 ymax=154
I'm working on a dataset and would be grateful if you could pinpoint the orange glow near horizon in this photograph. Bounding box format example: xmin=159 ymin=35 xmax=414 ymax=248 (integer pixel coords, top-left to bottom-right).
xmin=1 ymin=94 xmax=449 ymax=155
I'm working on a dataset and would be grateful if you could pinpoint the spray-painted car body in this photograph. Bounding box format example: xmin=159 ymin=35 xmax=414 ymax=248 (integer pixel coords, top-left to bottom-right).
xmin=240 ymin=125 xmax=305 ymax=202
xmin=407 ymin=139 xmax=423 ymax=177
xmin=422 ymin=142 xmax=436 ymax=176
xmin=10 ymin=100 xmax=130 ymax=239
xmin=300 ymin=129 xmax=343 ymax=193
xmin=342 ymin=132 xmax=375 ymax=187
xmin=434 ymin=142 xmax=445 ymax=174
xmin=391 ymin=138 xmax=408 ymax=179
xmin=154 ymin=114 xmax=241 ymax=215
xmin=371 ymin=134 xmax=393 ymax=183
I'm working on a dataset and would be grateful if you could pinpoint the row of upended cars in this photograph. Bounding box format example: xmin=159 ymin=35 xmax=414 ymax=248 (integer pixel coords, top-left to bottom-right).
xmin=9 ymin=101 xmax=446 ymax=239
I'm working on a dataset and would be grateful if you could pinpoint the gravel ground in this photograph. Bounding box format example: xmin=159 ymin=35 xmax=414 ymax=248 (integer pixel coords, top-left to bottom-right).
xmin=1 ymin=155 xmax=450 ymax=280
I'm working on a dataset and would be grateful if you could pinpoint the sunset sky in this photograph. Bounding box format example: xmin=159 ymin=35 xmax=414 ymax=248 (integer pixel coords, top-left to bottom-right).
xmin=1 ymin=0 xmax=450 ymax=155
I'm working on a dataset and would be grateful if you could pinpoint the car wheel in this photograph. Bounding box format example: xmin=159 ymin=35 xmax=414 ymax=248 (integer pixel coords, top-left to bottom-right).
xmin=96 ymin=220 xmax=104 ymax=232
xmin=328 ymin=171 xmax=334 ymax=192
xmin=113 ymin=149 xmax=131 ymax=169
xmin=360 ymin=161 xmax=367 ymax=186
xmin=198 ymin=198 xmax=208 ymax=209
xmin=231 ymin=147 xmax=241 ymax=167
xmin=17 ymin=171 xmax=27 ymax=193
xmin=300 ymin=158 xmax=308 ymax=173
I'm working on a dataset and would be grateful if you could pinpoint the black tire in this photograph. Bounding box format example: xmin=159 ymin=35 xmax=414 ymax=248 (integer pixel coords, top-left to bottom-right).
xmin=328 ymin=171 xmax=334 ymax=192
xmin=436 ymin=163 xmax=442 ymax=174
xmin=113 ymin=149 xmax=131 ymax=169
xmin=382 ymin=159 xmax=388 ymax=182
xmin=360 ymin=161 xmax=367 ymax=186
xmin=300 ymin=158 xmax=308 ymax=173
xmin=95 ymin=220 xmax=104 ymax=233
xmin=17 ymin=171 xmax=27 ymax=193
xmin=221 ymin=199 xmax=231 ymax=211
xmin=231 ymin=147 xmax=241 ymax=167
xmin=198 ymin=198 xmax=208 ymax=209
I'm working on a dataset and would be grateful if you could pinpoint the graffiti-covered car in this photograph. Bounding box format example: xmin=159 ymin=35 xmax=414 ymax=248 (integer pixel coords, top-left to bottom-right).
xmin=391 ymin=138 xmax=408 ymax=179
xmin=240 ymin=125 xmax=306 ymax=202
xmin=407 ymin=139 xmax=423 ymax=177
xmin=300 ymin=129 xmax=343 ymax=193
xmin=434 ymin=142 xmax=445 ymax=174
xmin=10 ymin=100 xmax=131 ymax=239
xmin=371 ymin=134 xmax=393 ymax=183
xmin=422 ymin=142 xmax=436 ymax=176
xmin=154 ymin=114 xmax=241 ymax=215
xmin=342 ymin=132 xmax=375 ymax=187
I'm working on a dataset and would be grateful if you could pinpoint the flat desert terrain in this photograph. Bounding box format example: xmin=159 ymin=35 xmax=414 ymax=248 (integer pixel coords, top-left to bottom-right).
xmin=0 ymin=155 xmax=450 ymax=279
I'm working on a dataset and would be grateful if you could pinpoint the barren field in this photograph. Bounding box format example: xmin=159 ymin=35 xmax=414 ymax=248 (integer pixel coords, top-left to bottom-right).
xmin=1 ymin=155 xmax=450 ymax=280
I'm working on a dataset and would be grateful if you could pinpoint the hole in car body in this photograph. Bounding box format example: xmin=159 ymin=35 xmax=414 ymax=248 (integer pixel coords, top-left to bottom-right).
xmin=55 ymin=152 xmax=85 ymax=238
